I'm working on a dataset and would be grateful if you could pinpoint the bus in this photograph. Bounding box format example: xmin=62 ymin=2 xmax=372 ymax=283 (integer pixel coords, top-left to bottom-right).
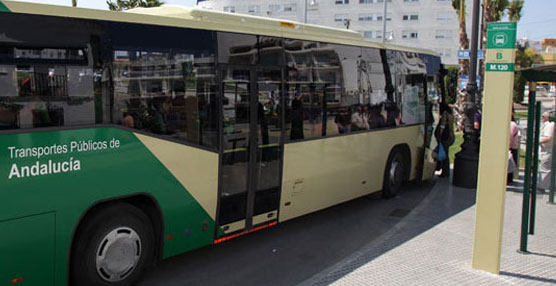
xmin=0 ymin=1 xmax=442 ymax=285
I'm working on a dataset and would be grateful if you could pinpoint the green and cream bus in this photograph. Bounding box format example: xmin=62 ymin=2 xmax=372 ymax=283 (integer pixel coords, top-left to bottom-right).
xmin=0 ymin=1 xmax=442 ymax=285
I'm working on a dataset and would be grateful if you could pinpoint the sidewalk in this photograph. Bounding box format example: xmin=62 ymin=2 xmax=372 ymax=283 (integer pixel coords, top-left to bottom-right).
xmin=299 ymin=176 xmax=556 ymax=286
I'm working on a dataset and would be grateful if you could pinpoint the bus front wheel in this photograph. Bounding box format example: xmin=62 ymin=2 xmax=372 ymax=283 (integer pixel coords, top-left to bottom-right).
xmin=71 ymin=203 xmax=155 ymax=286
xmin=382 ymin=150 xmax=406 ymax=198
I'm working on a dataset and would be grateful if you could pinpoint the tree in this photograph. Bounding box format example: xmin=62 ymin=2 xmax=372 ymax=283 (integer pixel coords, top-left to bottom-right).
xmin=444 ymin=66 xmax=459 ymax=105
xmin=507 ymin=0 xmax=524 ymax=22
xmin=513 ymin=43 xmax=544 ymax=103
xmin=107 ymin=0 xmax=164 ymax=11
xmin=72 ymin=0 xmax=77 ymax=7
xmin=478 ymin=0 xmax=522 ymax=103
xmin=452 ymin=0 xmax=470 ymax=78
xmin=452 ymin=0 xmax=470 ymax=130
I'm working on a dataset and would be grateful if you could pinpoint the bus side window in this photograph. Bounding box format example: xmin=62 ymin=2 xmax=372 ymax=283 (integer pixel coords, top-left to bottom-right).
xmin=0 ymin=48 xmax=95 ymax=130
xmin=110 ymin=49 xmax=218 ymax=149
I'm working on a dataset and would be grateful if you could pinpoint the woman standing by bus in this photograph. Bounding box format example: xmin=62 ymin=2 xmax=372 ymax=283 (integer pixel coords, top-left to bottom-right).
xmin=436 ymin=103 xmax=455 ymax=178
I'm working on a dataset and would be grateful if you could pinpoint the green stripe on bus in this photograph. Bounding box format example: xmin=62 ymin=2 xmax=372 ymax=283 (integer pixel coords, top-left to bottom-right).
xmin=0 ymin=1 xmax=10 ymax=12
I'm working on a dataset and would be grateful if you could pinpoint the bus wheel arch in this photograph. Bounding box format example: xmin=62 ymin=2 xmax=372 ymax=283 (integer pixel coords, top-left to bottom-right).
xmin=382 ymin=144 xmax=411 ymax=198
xmin=69 ymin=194 xmax=164 ymax=285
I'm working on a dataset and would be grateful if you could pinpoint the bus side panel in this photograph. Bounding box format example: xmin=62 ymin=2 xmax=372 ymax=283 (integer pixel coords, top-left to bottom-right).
xmin=133 ymin=133 xmax=220 ymax=256
xmin=0 ymin=127 xmax=217 ymax=286
xmin=279 ymin=125 xmax=422 ymax=222
xmin=0 ymin=213 xmax=55 ymax=286
xmin=0 ymin=1 xmax=9 ymax=12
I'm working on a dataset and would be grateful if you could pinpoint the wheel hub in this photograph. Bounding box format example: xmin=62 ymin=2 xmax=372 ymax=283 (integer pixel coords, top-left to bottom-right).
xmin=389 ymin=159 xmax=402 ymax=187
xmin=96 ymin=227 xmax=141 ymax=282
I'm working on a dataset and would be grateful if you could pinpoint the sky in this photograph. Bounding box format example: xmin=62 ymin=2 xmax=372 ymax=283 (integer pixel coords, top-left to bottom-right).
xmin=514 ymin=0 xmax=556 ymax=40
xmin=9 ymin=0 xmax=556 ymax=41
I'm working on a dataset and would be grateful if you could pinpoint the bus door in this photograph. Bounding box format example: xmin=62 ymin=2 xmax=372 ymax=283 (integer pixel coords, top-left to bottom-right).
xmin=217 ymin=65 xmax=284 ymax=237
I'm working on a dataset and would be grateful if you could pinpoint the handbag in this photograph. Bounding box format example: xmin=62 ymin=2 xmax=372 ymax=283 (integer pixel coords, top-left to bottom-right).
xmin=438 ymin=144 xmax=446 ymax=161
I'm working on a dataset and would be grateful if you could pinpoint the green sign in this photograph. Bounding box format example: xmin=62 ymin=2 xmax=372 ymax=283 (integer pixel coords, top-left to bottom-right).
xmin=486 ymin=63 xmax=515 ymax=72
xmin=486 ymin=22 xmax=517 ymax=49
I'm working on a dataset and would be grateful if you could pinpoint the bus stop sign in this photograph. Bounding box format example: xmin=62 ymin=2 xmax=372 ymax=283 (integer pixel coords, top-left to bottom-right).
xmin=485 ymin=22 xmax=517 ymax=72
xmin=472 ymin=22 xmax=517 ymax=274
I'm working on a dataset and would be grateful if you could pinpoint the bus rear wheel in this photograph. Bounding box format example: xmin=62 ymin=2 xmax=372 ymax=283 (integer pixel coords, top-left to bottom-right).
xmin=382 ymin=150 xmax=406 ymax=198
xmin=71 ymin=203 xmax=155 ymax=286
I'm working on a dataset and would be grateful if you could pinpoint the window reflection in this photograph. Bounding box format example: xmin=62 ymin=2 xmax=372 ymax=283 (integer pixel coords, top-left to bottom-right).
xmin=111 ymin=50 xmax=218 ymax=148
xmin=283 ymin=43 xmax=406 ymax=140
xmin=0 ymin=63 xmax=95 ymax=129
xmin=387 ymin=50 xmax=427 ymax=126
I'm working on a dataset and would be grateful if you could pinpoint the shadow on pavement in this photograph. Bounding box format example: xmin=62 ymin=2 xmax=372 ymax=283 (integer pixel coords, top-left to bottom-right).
xmin=140 ymin=176 xmax=478 ymax=286
xmin=526 ymin=251 xmax=556 ymax=259
xmin=301 ymin=175 xmax=478 ymax=286
xmin=500 ymin=271 xmax=556 ymax=284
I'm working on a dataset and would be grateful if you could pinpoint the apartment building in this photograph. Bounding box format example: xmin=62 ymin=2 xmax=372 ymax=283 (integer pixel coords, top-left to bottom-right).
xmin=196 ymin=0 xmax=472 ymax=65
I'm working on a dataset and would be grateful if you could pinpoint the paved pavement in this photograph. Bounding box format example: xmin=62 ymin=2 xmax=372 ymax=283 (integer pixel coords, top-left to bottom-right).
xmin=299 ymin=175 xmax=556 ymax=286
xmin=138 ymin=181 xmax=437 ymax=286
xmin=140 ymin=172 xmax=555 ymax=286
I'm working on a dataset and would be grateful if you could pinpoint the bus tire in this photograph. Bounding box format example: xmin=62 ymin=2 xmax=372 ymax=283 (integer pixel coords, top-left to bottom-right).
xmin=382 ymin=149 xmax=406 ymax=198
xmin=70 ymin=203 xmax=155 ymax=286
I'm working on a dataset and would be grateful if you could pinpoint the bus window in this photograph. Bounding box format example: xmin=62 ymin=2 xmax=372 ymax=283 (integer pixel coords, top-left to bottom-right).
xmin=0 ymin=14 xmax=99 ymax=130
xmin=0 ymin=52 xmax=94 ymax=129
xmin=218 ymin=33 xmax=258 ymax=65
xmin=110 ymin=49 xmax=218 ymax=148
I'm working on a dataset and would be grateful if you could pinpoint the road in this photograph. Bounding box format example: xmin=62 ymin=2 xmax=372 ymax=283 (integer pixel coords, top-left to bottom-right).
xmin=137 ymin=181 xmax=436 ymax=286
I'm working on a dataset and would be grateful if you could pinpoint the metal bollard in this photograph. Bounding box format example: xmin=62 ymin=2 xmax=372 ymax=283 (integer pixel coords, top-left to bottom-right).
xmin=519 ymin=86 xmax=536 ymax=253
xmin=529 ymin=102 xmax=541 ymax=235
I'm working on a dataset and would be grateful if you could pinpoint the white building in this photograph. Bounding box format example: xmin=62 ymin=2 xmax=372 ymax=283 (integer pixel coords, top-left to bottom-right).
xmin=197 ymin=0 xmax=473 ymax=65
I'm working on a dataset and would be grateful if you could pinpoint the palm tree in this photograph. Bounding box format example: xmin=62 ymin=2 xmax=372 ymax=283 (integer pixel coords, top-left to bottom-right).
xmin=452 ymin=0 xmax=470 ymax=129
xmin=452 ymin=0 xmax=470 ymax=77
xmin=107 ymin=0 xmax=164 ymax=11
xmin=507 ymin=0 xmax=524 ymax=22
xmin=478 ymin=0 xmax=519 ymax=102
xmin=514 ymin=43 xmax=544 ymax=103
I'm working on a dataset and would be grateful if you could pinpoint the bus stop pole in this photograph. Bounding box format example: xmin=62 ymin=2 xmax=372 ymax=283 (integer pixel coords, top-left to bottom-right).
xmin=519 ymin=83 xmax=536 ymax=252
xmin=529 ymin=102 xmax=541 ymax=235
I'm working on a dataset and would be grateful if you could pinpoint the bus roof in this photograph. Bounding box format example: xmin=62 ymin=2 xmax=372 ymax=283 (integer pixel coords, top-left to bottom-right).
xmin=0 ymin=0 xmax=438 ymax=57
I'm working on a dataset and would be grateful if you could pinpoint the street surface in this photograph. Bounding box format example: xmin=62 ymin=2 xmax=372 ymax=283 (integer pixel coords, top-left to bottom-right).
xmin=138 ymin=181 xmax=435 ymax=286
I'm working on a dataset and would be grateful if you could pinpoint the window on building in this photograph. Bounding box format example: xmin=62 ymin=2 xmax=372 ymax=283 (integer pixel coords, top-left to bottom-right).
xmin=335 ymin=0 xmax=349 ymax=4
xmin=436 ymin=12 xmax=453 ymax=21
xmin=435 ymin=30 xmax=453 ymax=39
xmin=283 ymin=4 xmax=297 ymax=11
xmin=358 ymin=14 xmax=373 ymax=21
xmin=334 ymin=14 xmax=350 ymax=22
xmin=404 ymin=0 xmax=419 ymax=2
xmin=402 ymin=31 xmax=418 ymax=39
xmin=223 ymin=6 xmax=235 ymax=13
xmin=359 ymin=0 xmax=374 ymax=3
xmin=403 ymin=14 xmax=418 ymax=21
xmin=376 ymin=13 xmax=391 ymax=21
xmin=269 ymin=4 xmax=281 ymax=12
xmin=248 ymin=5 xmax=260 ymax=13
xmin=376 ymin=0 xmax=392 ymax=2
xmin=363 ymin=31 xmax=382 ymax=39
